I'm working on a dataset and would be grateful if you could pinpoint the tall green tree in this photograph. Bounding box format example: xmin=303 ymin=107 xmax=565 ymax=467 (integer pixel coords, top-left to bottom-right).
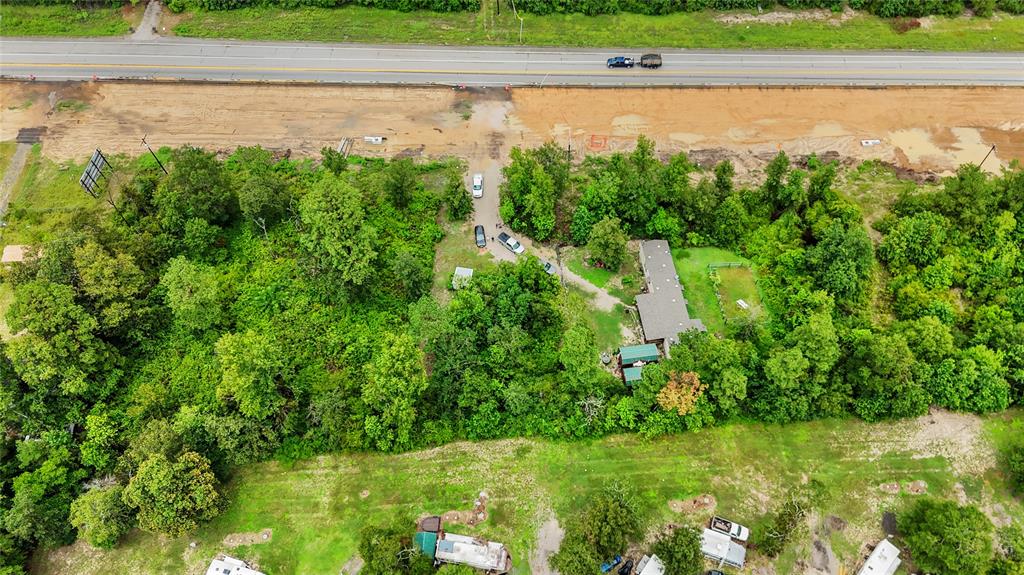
xmin=358 ymin=521 xmax=433 ymax=575
xmin=215 ymin=331 xmax=285 ymax=420
xmin=386 ymin=158 xmax=418 ymax=209
xmin=846 ymin=331 xmax=930 ymax=421
xmin=79 ymin=412 xmax=119 ymax=473
xmin=159 ymin=257 xmax=224 ymax=332
xmin=652 ymin=526 xmax=703 ymax=575
xmin=586 ymin=217 xmax=628 ymax=271
xmin=362 ymin=333 xmax=428 ymax=452
xmin=122 ymin=451 xmax=220 ymax=537
xmin=72 ymin=241 xmax=149 ymax=337
xmin=69 ymin=485 xmax=132 ymax=550
xmin=1003 ymin=438 xmax=1024 ymax=494
xmin=298 ymin=175 xmax=378 ymax=286
xmin=5 ymin=281 xmax=117 ymax=398
xmin=444 ymin=173 xmax=473 ymax=221
xmin=2 ymin=448 xmax=81 ymax=550
xmin=238 ymin=171 xmax=289 ymax=231
xmin=570 ymin=172 xmax=619 ymax=244
xmin=153 ymin=146 xmax=236 ymax=232
xmin=900 ymin=498 xmax=994 ymax=575
xmin=524 ymin=165 xmax=557 ymax=241
xmin=551 ymin=482 xmax=642 ymax=575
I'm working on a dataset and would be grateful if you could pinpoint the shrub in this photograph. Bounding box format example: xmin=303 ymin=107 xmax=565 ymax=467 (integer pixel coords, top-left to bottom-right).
xmin=1004 ymin=438 xmax=1024 ymax=494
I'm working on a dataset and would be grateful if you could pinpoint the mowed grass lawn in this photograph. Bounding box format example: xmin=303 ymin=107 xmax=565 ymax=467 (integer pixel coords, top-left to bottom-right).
xmin=672 ymin=247 xmax=758 ymax=335
xmin=0 ymin=5 xmax=130 ymax=36
xmin=34 ymin=410 xmax=1024 ymax=575
xmin=431 ymin=219 xmax=496 ymax=300
xmin=169 ymin=5 xmax=1024 ymax=51
xmin=715 ymin=266 xmax=764 ymax=322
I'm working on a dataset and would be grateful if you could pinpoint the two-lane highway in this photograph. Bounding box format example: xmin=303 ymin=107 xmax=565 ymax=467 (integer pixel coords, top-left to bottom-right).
xmin=1 ymin=38 xmax=1023 ymax=86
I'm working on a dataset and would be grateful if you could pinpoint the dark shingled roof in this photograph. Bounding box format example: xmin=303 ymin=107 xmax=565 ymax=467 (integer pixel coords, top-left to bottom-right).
xmin=636 ymin=240 xmax=705 ymax=347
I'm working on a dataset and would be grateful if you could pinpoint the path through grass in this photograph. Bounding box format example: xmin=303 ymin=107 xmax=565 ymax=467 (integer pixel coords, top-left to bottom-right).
xmin=33 ymin=409 xmax=1024 ymax=575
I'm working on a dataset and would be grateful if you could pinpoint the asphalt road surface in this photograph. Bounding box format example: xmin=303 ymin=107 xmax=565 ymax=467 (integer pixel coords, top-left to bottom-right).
xmin=2 ymin=38 xmax=1023 ymax=86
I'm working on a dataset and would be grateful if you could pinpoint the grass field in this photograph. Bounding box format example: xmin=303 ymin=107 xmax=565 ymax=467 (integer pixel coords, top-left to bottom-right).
xmin=33 ymin=409 xmax=1024 ymax=575
xmin=0 ymin=5 xmax=131 ymax=36
xmin=431 ymin=220 xmax=496 ymax=300
xmin=714 ymin=266 xmax=764 ymax=322
xmin=169 ymin=4 xmax=1024 ymax=51
xmin=590 ymin=303 xmax=630 ymax=353
xmin=0 ymin=145 xmax=108 ymax=246
xmin=563 ymin=245 xmax=642 ymax=305
xmin=672 ymin=247 xmax=757 ymax=335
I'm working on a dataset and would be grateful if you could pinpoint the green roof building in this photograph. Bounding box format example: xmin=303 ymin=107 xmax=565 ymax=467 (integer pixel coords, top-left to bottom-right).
xmin=414 ymin=531 xmax=438 ymax=560
xmin=619 ymin=343 xmax=659 ymax=366
xmin=623 ymin=366 xmax=644 ymax=385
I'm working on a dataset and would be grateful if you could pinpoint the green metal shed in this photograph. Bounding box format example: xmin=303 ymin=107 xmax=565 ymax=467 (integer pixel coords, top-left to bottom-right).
xmin=623 ymin=366 xmax=644 ymax=385
xmin=620 ymin=343 xmax=659 ymax=366
xmin=414 ymin=531 xmax=438 ymax=559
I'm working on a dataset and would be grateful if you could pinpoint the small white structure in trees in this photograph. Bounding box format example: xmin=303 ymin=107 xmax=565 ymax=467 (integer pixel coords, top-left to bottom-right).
xmin=1 ymin=245 xmax=29 ymax=263
xmin=452 ymin=266 xmax=474 ymax=289
xmin=636 ymin=554 xmax=666 ymax=575
xmin=857 ymin=539 xmax=901 ymax=575
xmin=205 ymin=555 xmax=266 ymax=575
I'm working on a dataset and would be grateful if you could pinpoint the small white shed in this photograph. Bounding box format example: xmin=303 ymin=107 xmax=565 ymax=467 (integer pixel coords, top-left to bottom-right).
xmin=636 ymin=554 xmax=666 ymax=575
xmin=206 ymin=555 xmax=266 ymax=575
xmin=452 ymin=266 xmax=474 ymax=289
xmin=857 ymin=539 xmax=901 ymax=575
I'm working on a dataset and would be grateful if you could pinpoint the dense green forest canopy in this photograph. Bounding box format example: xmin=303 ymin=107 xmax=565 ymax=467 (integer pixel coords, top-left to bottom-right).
xmin=0 ymin=141 xmax=1022 ymax=571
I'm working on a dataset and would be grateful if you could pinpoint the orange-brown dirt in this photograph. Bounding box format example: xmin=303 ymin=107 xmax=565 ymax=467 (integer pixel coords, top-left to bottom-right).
xmin=1 ymin=81 xmax=1021 ymax=175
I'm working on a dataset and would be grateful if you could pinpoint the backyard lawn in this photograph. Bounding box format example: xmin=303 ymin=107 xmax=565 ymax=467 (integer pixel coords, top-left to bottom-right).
xmin=715 ymin=266 xmax=764 ymax=322
xmin=563 ymin=245 xmax=642 ymax=305
xmin=168 ymin=4 xmax=1024 ymax=51
xmin=430 ymin=220 xmax=496 ymax=301
xmin=671 ymin=247 xmax=764 ymax=335
xmin=33 ymin=409 xmax=1024 ymax=575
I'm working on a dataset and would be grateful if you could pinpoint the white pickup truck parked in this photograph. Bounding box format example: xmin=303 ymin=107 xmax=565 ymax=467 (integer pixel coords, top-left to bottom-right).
xmin=710 ymin=516 xmax=750 ymax=542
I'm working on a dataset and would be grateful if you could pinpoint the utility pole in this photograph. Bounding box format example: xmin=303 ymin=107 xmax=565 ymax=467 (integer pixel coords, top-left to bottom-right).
xmin=141 ymin=134 xmax=168 ymax=174
xmin=978 ymin=144 xmax=997 ymax=170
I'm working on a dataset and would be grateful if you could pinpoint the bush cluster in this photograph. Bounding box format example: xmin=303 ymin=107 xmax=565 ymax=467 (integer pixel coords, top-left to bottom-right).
xmin=513 ymin=0 xmax=1022 ymax=16
xmin=8 ymin=0 xmax=1023 ymax=14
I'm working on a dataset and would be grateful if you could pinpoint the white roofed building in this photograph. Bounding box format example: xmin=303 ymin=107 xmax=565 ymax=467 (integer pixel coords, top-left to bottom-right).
xmin=205 ymin=555 xmax=266 ymax=575
xmin=857 ymin=539 xmax=901 ymax=575
xmin=636 ymin=554 xmax=666 ymax=575
xmin=700 ymin=528 xmax=746 ymax=569
xmin=434 ymin=532 xmax=512 ymax=573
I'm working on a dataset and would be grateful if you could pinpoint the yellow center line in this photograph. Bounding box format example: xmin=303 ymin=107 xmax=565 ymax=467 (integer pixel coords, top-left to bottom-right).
xmin=0 ymin=62 xmax=1015 ymax=77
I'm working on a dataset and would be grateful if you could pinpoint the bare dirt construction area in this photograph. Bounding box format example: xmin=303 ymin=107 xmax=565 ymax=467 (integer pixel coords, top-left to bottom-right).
xmin=1 ymin=82 xmax=1021 ymax=179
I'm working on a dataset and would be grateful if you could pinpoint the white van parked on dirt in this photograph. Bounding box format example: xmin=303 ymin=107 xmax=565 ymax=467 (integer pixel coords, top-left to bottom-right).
xmin=472 ymin=173 xmax=484 ymax=198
